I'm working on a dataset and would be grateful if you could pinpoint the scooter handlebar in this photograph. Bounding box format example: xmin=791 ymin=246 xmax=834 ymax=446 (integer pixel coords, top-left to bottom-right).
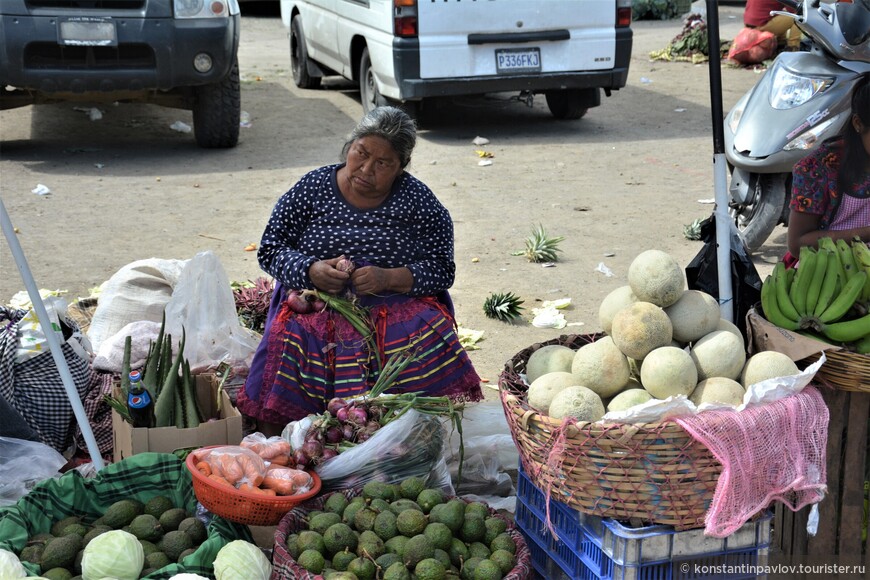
xmin=777 ymin=0 xmax=802 ymax=10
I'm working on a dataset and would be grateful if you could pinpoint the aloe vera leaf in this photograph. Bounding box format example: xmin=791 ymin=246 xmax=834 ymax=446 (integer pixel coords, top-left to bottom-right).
xmin=181 ymin=359 xmax=201 ymax=428
xmin=120 ymin=335 xmax=132 ymax=399
xmin=154 ymin=329 xmax=184 ymax=427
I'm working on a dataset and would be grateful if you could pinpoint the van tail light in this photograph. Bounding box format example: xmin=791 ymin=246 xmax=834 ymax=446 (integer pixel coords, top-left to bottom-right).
xmin=394 ymin=0 xmax=418 ymax=37
xmin=616 ymin=0 xmax=632 ymax=27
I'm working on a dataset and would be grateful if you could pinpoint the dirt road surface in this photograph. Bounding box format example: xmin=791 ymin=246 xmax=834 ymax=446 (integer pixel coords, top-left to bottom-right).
xmin=0 ymin=6 xmax=782 ymax=393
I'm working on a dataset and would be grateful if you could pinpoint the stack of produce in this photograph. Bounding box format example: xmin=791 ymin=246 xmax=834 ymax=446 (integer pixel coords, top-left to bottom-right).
xmin=523 ymin=248 xmax=803 ymax=422
xmin=760 ymin=237 xmax=870 ymax=353
xmin=280 ymin=476 xmax=522 ymax=580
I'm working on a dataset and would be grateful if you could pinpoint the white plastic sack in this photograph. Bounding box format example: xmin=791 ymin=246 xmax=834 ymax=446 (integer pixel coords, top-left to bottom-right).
xmin=0 ymin=437 xmax=67 ymax=506
xmin=87 ymin=258 xmax=188 ymax=353
xmin=163 ymin=251 xmax=260 ymax=372
xmin=14 ymin=297 xmax=92 ymax=365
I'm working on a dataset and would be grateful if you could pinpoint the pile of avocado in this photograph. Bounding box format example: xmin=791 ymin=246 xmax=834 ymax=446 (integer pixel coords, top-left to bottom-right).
xmin=16 ymin=495 xmax=208 ymax=580
xmin=286 ymin=476 xmax=517 ymax=580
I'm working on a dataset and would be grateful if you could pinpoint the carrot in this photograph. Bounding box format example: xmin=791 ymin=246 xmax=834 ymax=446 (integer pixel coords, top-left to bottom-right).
xmin=220 ymin=454 xmax=243 ymax=485
xmin=237 ymin=453 xmax=265 ymax=487
xmin=259 ymin=487 xmax=277 ymax=496
xmin=196 ymin=461 xmax=212 ymax=477
xmin=238 ymin=482 xmax=258 ymax=494
xmin=269 ymin=455 xmax=290 ymax=466
xmin=262 ymin=467 xmax=311 ymax=495
xmin=208 ymin=474 xmax=233 ymax=487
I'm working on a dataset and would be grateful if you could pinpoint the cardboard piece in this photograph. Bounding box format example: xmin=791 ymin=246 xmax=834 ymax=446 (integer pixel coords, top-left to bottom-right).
xmin=112 ymin=373 xmax=243 ymax=461
xmin=745 ymin=306 xmax=841 ymax=361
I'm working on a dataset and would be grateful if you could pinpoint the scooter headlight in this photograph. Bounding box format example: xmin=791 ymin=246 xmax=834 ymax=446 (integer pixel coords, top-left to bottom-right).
xmin=783 ymin=115 xmax=843 ymax=151
xmin=769 ymin=63 xmax=832 ymax=110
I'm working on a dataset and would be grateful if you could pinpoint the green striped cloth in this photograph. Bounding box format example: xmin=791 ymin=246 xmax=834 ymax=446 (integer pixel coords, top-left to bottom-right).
xmin=0 ymin=452 xmax=253 ymax=579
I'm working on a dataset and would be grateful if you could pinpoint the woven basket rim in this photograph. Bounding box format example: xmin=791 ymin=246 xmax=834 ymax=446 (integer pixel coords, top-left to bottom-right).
xmin=185 ymin=446 xmax=322 ymax=505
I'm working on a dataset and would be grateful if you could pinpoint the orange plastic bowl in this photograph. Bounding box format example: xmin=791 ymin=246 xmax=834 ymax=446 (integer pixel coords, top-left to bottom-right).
xmin=185 ymin=446 xmax=322 ymax=526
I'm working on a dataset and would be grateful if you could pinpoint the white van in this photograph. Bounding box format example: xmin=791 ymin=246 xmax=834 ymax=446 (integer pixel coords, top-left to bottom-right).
xmin=279 ymin=0 xmax=633 ymax=119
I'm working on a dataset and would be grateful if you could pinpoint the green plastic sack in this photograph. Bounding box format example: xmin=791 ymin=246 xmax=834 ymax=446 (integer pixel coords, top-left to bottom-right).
xmin=0 ymin=452 xmax=253 ymax=579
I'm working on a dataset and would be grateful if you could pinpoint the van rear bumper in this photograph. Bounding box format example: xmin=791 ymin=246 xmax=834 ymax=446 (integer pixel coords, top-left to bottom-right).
xmin=392 ymin=27 xmax=632 ymax=101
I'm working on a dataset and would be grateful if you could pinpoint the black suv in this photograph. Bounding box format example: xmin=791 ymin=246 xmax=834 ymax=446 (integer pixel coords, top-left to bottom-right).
xmin=0 ymin=0 xmax=241 ymax=148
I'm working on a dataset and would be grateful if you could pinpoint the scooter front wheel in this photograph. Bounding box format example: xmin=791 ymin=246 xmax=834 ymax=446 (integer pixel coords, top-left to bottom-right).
xmin=728 ymin=172 xmax=789 ymax=254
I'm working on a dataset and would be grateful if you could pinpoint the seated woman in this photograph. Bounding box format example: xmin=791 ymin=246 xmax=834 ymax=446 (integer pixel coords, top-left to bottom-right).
xmin=786 ymin=75 xmax=870 ymax=261
xmin=237 ymin=106 xmax=483 ymax=435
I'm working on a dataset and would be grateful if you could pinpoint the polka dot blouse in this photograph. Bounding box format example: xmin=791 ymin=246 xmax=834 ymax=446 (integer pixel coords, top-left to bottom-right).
xmin=258 ymin=164 xmax=456 ymax=296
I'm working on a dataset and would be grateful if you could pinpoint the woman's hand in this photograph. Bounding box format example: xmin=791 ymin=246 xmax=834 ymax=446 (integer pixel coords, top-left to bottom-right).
xmin=351 ymin=266 xmax=413 ymax=295
xmin=309 ymin=257 xmax=351 ymax=295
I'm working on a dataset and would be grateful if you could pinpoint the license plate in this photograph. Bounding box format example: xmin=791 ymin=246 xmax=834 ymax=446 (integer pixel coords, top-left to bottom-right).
xmin=59 ymin=18 xmax=117 ymax=47
xmin=495 ymin=48 xmax=541 ymax=74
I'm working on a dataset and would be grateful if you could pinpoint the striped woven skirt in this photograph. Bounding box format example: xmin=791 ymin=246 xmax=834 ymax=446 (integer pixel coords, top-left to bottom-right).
xmin=237 ymin=284 xmax=483 ymax=425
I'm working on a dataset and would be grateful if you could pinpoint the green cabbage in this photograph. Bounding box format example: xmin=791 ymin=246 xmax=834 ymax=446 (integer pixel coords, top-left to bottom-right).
xmin=213 ymin=540 xmax=272 ymax=580
xmin=81 ymin=529 xmax=144 ymax=580
xmin=0 ymin=549 xmax=27 ymax=579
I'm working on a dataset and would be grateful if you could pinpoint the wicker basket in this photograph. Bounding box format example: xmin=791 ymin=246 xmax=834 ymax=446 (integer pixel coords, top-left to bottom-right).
xmin=272 ymin=489 xmax=533 ymax=579
xmin=799 ymin=349 xmax=870 ymax=393
xmin=499 ymin=334 xmax=722 ymax=530
xmin=185 ymin=448 xmax=322 ymax=526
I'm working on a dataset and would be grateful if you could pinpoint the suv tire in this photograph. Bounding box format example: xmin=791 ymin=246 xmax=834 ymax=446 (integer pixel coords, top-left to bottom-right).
xmin=291 ymin=16 xmax=321 ymax=89
xmin=545 ymin=89 xmax=591 ymax=120
xmin=193 ymin=60 xmax=241 ymax=149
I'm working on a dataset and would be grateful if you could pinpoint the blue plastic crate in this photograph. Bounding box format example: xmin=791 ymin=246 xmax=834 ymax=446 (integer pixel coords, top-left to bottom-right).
xmin=516 ymin=462 xmax=771 ymax=580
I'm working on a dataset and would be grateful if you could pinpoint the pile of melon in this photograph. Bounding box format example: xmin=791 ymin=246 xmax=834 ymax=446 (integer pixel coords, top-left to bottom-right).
xmin=525 ymin=249 xmax=801 ymax=422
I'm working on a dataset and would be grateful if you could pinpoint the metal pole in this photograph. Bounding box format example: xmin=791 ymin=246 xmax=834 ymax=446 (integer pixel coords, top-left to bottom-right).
xmin=706 ymin=0 xmax=735 ymax=323
xmin=0 ymin=197 xmax=105 ymax=471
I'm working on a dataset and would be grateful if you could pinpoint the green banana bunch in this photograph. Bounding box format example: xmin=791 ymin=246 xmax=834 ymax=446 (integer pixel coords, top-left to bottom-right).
xmin=759 ymin=238 xmax=870 ymax=347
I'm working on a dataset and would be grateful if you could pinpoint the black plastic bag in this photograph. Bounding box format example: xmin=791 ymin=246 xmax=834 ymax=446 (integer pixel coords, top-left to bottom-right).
xmin=685 ymin=216 xmax=763 ymax=342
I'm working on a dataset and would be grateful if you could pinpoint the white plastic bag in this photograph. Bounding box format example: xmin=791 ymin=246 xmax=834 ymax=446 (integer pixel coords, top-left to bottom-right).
xmin=284 ymin=409 xmax=454 ymax=494
xmin=0 ymin=437 xmax=67 ymax=506
xmin=163 ymin=251 xmax=260 ymax=372
xmin=14 ymin=297 xmax=92 ymax=364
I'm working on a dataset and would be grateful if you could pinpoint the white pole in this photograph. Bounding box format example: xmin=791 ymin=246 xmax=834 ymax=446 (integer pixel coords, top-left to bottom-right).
xmin=713 ymin=153 xmax=734 ymax=323
xmin=0 ymin=197 xmax=105 ymax=471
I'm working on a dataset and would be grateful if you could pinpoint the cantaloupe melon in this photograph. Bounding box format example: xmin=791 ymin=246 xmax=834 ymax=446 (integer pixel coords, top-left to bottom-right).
xmin=606 ymin=388 xmax=654 ymax=413
xmin=689 ymin=330 xmax=746 ymax=381
xmin=598 ymin=285 xmax=638 ymax=334
xmin=640 ymin=346 xmax=698 ymax=399
xmin=610 ymin=302 xmax=673 ymax=360
xmin=627 ymin=250 xmax=685 ymax=308
xmin=664 ymin=290 xmax=720 ymax=343
xmin=548 ymin=386 xmax=605 ymax=422
xmin=527 ymin=371 xmax=579 ymax=414
xmin=716 ymin=318 xmax=743 ymax=340
xmin=690 ymin=377 xmax=746 ymax=407
xmin=571 ymin=336 xmax=631 ymax=398
xmin=526 ymin=344 xmax=576 ymax=384
xmin=739 ymin=351 xmax=801 ymax=389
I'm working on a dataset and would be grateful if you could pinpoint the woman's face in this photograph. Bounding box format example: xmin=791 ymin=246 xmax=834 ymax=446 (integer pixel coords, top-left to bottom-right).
xmin=344 ymin=135 xmax=403 ymax=199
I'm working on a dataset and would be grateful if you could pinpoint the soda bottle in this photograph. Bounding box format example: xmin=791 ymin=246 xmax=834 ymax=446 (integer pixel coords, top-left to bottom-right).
xmin=127 ymin=370 xmax=154 ymax=428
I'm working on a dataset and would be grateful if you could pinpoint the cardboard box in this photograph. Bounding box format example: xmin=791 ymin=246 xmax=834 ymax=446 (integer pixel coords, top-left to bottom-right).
xmin=112 ymin=374 xmax=243 ymax=461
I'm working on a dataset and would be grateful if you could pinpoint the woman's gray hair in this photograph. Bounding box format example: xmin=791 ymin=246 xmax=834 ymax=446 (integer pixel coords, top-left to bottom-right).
xmin=341 ymin=106 xmax=417 ymax=168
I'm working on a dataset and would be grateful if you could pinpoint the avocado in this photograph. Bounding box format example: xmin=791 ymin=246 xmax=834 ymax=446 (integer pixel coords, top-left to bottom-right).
xmin=402 ymin=534 xmax=435 ymax=568
xmin=322 ymin=523 xmax=357 ymax=556
xmin=331 ymin=547 xmax=356 ymax=571
xmin=415 ymin=557 xmax=447 ymax=580
xmin=347 ymin=556 xmax=377 ymax=580
xmin=82 ymin=525 xmax=112 ymax=547
xmin=297 ymin=529 xmax=327 ymax=555
xmin=434 ymin=548 xmax=452 ymax=568
xmin=129 ymin=514 xmax=163 ymax=542
xmin=489 ymin=549 xmax=515 ymax=575
xmin=60 ymin=523 xmax=89 ymax=538
xmin=145 ymin=551 xmax=172 ymax=570
xmin=369 ymin=498 xmax=392 ymax=514
xmin=396 ymin=509 xmax=427 ymax=537
xmin=483 ymin=518 xmax=508 ymax=545
xmin=99 ymin=499 xmax=144 ymax=529
xmin=285 ymin=533 xmax=301 ymax=559
xmin=157 ymin=507 xmax=188 ymax=532
xmin=357 ymin=530 xmax=385 ymax=560
xmin=297 ymin=549 xmax=326 ymax=574
xmin=178 ymin=517 xmax=208 ymax=545
xmin=383 ymin=561 xmax=412 ymax=580
xmin=489 ymin=533 xmax=516 ymax=555
xmin=384 ymin=534 xmax=409 ymax=558
xmin=177 ymin=547 xmax=196 ymax=563
xmin=342 ymin=500 xmax=367 ymax=526
xmin=464 ymin=502 xmax=489 ymax=520
xmin=460 ymin=517 xmax=486 ymax=544
xmin=459 ymin=557 xmax=484 ymax=580
xmin=158 ymin=530 xmax=193 ymax=561
xmin=51 ymin=517 xmax=81 ymax=537
xmin=423 ymin=522 xmax=453 ymax=551
xmin=323 ymin=493 xmax=349 ymax=516
xmin=470 ymin=558 xmax=502 ymax=580
xmin=41 ymin=535 xmax=82 ymax=571
xmin=353 ymin=507 xmax=379 ymax=532
xmin=362 ymin=480 xmax=394 ymax=502
xmin=310 ymin=512 xmax=342 ymax=535
xmin=388 ymin=499 xmax=423 ymax=515
xmin=448 ymin=538 xmax=470 ymax=568
xmin=399 ymin=476 xmax=427 ymax=500
xmin=41 ymin=567 xmax=73 ymax=580
xmin=430 ymin=500 xmax=465 ymax=535
xmin=467 ymin=542 xmax=490 ymax=560
xmin=373 ymin=509 xmax=399 ymax=541
xmin=416 ymin=489 xmax=445 ymax=514
xmin=143 ymin=495 xmax=175 ymax=519
xmin=139 ymin=539 xmax=159 ymax=556
xmin=375 ymin=552 xmax=402 ymax=570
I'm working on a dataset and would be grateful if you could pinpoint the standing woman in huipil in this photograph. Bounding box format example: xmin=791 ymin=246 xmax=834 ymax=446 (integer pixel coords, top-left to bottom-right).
xmin=237 ymin=106 xmax=483 ymax=435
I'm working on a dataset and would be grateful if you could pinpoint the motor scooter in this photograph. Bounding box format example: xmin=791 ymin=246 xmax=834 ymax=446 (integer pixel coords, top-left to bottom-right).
xmin=723 ymin=0 xmax=870 ymax=253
